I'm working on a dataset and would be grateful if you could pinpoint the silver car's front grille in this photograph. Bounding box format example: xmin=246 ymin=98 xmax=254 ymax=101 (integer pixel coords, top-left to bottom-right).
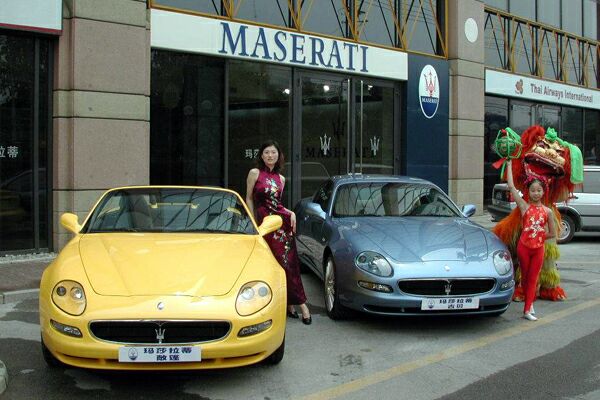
xmin=398 ymin=278 xmax=496 ymax=296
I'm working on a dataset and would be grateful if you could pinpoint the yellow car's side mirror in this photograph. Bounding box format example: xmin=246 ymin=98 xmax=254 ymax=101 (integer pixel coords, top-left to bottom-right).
xmin=258 ymin=215 xmax=282 ymax=236
xmin=61 ymin=213 xmax=81 ymax=234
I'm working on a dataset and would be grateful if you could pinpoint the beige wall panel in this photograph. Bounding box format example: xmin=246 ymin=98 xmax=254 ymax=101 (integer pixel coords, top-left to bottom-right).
xmin=72 ymin=119 xmax=149 ymax=189
xmin=450 ymin=119 xmax=484 ymax=137
xmin=53 ymin=90 xmax=73 ymax=118
xmin=450 ymin=75 xmax=484 ymax=120
xmin=449 ymin=135 xmax=484 ymax=179
xmin=449 ymin=59 xmax=484 ymax=80
xmin=448 ymin=179 xmax=483 ymax=212
xmin=447 ymin=0 xmax=485 ymax=63
xmin=73 ymin=91 xmax=148 ymax=120
xmin=72 ymin=18 xmax=148 ymax=94
xmin=54 ymin=19 xmax=73 ymax=90
xmin=70 ymin=0 xmax=146 ymax=27
xmin=53 ymin=118 xmax=74 ymax=189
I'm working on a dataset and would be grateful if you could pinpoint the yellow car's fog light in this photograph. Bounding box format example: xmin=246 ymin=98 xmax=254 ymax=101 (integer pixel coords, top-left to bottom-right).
xmin=50 ymin=319 xmax=83 ymax=338
xmin=238 ymin=319 xmax=272 ymax=337
xmin=52 ymin=280 xmax=87 ymax=316
xmin=235 ymin=281 xmax=272 ymax=316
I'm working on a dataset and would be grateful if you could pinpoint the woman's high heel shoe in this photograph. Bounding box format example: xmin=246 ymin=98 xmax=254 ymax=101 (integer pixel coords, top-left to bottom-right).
xmin=287 ymin=310 xmax=299 ymax=319
xmin=301 ymin=315 xmax=312 ymax=325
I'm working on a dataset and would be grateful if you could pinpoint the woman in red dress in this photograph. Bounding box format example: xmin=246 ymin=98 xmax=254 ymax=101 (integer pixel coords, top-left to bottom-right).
xmin=246 ymin=140 xmax=312 ymax=325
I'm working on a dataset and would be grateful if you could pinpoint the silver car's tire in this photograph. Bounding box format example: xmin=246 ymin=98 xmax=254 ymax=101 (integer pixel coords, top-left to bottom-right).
xmin=324 ymin=257 xmax=350 ymax=320
xmin=557 ymin=214 xmax=575 ymax=244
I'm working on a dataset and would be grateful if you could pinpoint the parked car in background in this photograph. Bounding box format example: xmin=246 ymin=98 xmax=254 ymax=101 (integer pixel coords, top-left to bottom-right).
xmin=294 ymin=174 xmax=515 ymax=319
xmin=40 ymin=186 xmax=286 ymax=370
xmin=488 ymin=165 xmax=600 ymax=243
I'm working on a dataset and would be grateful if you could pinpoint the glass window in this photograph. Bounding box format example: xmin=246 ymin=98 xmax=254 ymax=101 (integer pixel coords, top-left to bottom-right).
xmin=236 ymin=0 xmax=290 ymax=27
xmin=485 ymin=13 xmax=508 ymax=69
xmin=484 ymin=96 xmax=509 ymax=204
xmin=509 ymin=0 xmax=535 ymax=20
xmin=583 ymin=0 xmax=597 ymax=40
xmin=486 ymin=0 xmax=507 ymax=11
xmin=0 ymin=34 xmax=34 ymax=250
xmin=357 ymin=0 xmax=397 ymax=47
xmin=561 ymin=106 xmax=583 ymax=152
xmin=150 ymin=51 xmax=225 ymax=187
xmin=355 ymin=81 xmax=395 ymax=176
xmin=583 ymin=170 xmax=600 ymax=193
xmin=537 ymin=0 xmax=560 ymax=28
xmin=228 ymin=60 xmax=291 ymax=205
xmin=538 ymin=30 xmax=560 ymax=80
xmin=509 ymin=100 xmax=535 ymax=135
xmin=561 ymin=0 xmax=583 ymax=36
xmin=512 ymin=23 xmax=534 ymax=74
xmin=313 ymin=180 xmax=333 ymax=211
xmin=584 ymin=110 xmax=600 ymax=164
xmin=151 ymin=0 xmax=221 ymax=15
xmin=302 ymin=1 xmax=347 ymax=39
xmin=400 ymin=0 xmax=442 ymax=55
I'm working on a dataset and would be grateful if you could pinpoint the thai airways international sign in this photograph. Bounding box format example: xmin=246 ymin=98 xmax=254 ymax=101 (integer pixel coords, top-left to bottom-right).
xmin=151 ymin=9 xmax=407 ymax=81
xmin=485 ymin=69 xmax=600 ymax=110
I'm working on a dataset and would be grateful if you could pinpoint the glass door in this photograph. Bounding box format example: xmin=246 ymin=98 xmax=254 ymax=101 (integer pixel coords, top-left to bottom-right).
xmin=354 ymin=79 xmax=395 ymax=175
xmin=297 ymin=73 xmax=350 ymax=200
xmin=538 ymin=105 xmax=561 ymax=132
xmin=509 ymin=100 xmax=535 ymax=134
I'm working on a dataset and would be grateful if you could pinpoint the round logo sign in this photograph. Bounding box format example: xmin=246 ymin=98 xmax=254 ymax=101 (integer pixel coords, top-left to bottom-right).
xmin=419 ymin=65 xmax=440 ymax=119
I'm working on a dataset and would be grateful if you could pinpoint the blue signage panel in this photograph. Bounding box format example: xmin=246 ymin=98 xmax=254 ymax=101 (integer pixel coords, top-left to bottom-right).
xmin=403 ymin=55 xmax=449 ymax=192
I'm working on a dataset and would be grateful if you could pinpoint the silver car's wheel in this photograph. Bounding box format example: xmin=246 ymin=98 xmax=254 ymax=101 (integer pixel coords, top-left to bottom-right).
xmin=323 ymin=257 xmax=350 ymax=320
xmin=558 ymin=214 xmax=575 ymax=244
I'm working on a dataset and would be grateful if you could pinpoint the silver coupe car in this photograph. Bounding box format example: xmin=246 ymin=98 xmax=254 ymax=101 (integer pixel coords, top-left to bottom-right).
xmin=294 ymin=175 xmax=515 ymax=319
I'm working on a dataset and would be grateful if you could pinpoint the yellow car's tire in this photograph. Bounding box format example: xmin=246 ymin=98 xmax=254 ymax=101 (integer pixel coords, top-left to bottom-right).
xmin=41 ymin=336 xmax=63 ymax=368
xmin=264 ymin=337 xmax=285 ymax=365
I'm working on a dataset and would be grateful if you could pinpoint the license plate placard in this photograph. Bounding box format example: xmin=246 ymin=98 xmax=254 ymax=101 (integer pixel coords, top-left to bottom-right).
xmin=421 ymin=297 xmax=479 ymax=311
xmin=118 ymin=345 xmax=201 ymax=363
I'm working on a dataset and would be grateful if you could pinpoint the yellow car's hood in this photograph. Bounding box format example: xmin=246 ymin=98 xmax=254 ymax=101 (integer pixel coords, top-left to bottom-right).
xmin=79 ymin=233 xmax=257 ymax=297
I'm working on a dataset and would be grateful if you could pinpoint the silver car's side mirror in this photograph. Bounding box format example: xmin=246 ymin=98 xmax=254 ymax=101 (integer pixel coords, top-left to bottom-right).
xmin=462 ymin=204 xmax=477 ymax=218
xmin=306 ymin=202 xmax=326 ymax=220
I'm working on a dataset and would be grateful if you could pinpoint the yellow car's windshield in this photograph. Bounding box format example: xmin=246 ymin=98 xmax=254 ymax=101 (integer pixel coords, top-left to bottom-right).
xmin=85 ymin=188 xmax=256 ymax=234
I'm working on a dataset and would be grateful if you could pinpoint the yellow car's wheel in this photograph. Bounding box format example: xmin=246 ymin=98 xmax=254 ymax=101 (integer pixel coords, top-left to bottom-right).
xmin=41 ymin=336 xmax=63 ymax=368
xmin=264 ymin=337 xmax=285 ymax=365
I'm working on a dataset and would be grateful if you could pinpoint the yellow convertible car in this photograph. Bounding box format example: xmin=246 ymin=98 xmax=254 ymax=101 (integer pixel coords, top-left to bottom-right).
xmin=40 ymin=186 xmax=286 ymax=370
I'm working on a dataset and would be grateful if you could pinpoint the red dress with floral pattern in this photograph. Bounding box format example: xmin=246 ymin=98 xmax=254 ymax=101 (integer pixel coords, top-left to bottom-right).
xmin=253 ymin=168 xmax=307 ymax=305
xmin=520 ymin=205 xmax=547 ymax=249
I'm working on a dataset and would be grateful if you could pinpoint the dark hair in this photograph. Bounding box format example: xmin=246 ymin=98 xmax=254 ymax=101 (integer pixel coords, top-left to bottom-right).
xmin=256 ymin=140 xmax=285 ymax=173
xmin=525 ymin=176 xmax=546 ymax=190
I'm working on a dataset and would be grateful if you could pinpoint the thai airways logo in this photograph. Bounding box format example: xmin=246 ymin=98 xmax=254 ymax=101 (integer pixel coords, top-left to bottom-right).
xmin=515 ymin=79 xmax=524 ymax=94
xmin=419 ymin=65 xmax=440 ymax=119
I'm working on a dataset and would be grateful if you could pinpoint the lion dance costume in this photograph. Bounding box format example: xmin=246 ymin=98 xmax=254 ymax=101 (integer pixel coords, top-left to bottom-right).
xmin=493 ymin=125 xmax=584 ymax=301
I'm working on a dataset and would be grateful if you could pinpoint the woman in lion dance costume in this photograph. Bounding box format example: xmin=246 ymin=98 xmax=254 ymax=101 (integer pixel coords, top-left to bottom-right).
xmin=493 ymin=125 xmax=583 ymax=302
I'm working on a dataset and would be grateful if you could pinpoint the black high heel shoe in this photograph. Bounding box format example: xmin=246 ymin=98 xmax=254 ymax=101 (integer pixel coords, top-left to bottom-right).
xmin=287 ymin=310 xmax=299 ymax=319
xmin=301 ymin=315 xmax=312 ymax=325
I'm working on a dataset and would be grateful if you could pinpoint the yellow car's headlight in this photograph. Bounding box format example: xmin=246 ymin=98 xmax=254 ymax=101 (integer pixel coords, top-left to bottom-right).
xmin=52 ymin=280 xmax=87 ymax=316
xmin=235 ymin=281 xmax=272 ymax=316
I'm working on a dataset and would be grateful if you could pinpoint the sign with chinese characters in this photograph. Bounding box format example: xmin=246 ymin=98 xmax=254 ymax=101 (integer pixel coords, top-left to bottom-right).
xmin=151 ymin=9 xmax=408 ymax=81
xmin=485 ymin=69 xmax=600 ymax=110
xmin=244 ymin=148 xmax=259 ymax=159
xmin=0 ymin=145 xmax=20 ymax=159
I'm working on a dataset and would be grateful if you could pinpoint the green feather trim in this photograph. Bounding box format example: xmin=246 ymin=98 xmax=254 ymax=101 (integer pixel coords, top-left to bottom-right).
xmin=544 ymin=242 xmax=560 ymax=259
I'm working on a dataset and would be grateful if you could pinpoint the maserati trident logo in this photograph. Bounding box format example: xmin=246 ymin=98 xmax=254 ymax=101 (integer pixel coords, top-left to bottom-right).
xmin=444 ymin=281 xmax=452 ymax=296
xmin=156 ymin=327 xmax=166 ymax=344
xmin=370 ymin=136 xmax=380 ymax=156
xmin=320 ymin=134 xmax=331 ymax=155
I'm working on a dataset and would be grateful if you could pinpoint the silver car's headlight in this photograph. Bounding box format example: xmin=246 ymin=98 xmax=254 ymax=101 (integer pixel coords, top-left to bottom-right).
xmin=235 ymin=281 xmax=272 ymax=316
xmin=52 ymin=280 xmax=87 ymax=316
xmin=355 ymin=251 xmax=393 ymax=277
xmin=493 ymin=250 xmax=513 ymax=275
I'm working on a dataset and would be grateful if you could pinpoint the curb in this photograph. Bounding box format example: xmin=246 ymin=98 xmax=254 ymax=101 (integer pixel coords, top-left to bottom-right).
xmin=0 ymin=359 xmax=7 ymax=395
xmin=0 ymin=289 xmax=40 ymax=305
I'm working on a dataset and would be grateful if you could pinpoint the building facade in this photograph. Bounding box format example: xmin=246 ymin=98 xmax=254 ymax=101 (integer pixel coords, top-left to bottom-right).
xmin=0 ymin=0 xmax=597 ymax=254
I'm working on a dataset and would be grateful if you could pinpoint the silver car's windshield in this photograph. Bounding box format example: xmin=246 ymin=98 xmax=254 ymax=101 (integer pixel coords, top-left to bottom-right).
xmin=333 ymin=182 xmax=461 ymax=218
xmin=85 ymin=188 xmax=256 ymax=234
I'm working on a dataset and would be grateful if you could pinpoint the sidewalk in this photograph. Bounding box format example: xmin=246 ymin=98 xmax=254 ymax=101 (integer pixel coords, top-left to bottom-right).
xmin=0 ymin=254 xmax=55 ymax=304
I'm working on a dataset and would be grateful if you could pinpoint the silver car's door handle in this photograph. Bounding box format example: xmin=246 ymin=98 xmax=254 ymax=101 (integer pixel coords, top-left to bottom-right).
xmin=304 ymin=215 xmax=309 ymax=221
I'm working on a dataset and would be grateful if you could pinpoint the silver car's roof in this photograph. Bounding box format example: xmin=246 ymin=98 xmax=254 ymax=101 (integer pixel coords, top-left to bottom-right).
xmin=330 ymin=174 xmax=433 ymax=185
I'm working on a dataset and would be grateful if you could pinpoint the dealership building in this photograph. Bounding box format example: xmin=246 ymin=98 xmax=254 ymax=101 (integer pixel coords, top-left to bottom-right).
xmin=1 ymin=0 xmax=599 ymax=254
